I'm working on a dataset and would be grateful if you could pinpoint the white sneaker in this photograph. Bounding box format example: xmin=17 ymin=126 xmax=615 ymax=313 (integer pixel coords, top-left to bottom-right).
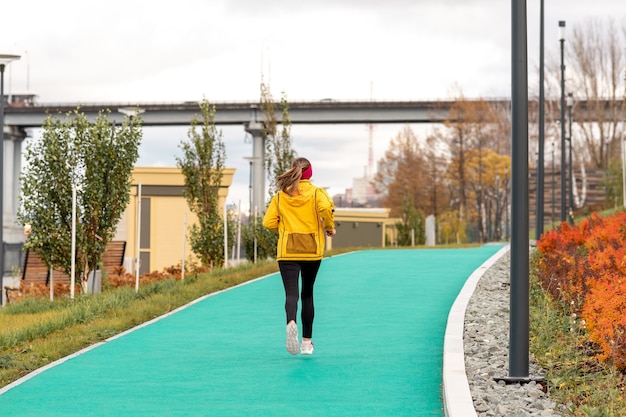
xmin=286 ymin=322 xmax=299 ymax=355
xmin=301 ymin=340 xmax=314 ymax=355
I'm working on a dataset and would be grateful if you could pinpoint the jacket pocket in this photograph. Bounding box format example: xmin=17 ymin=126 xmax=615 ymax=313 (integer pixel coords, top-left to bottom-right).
xmin=286 ymin=233 xmax=317 ymax=254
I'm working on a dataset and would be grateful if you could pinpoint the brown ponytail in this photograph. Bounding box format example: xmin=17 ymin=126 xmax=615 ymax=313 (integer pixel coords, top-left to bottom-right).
xmin=276 ymin=157 xmax=311 ymax=196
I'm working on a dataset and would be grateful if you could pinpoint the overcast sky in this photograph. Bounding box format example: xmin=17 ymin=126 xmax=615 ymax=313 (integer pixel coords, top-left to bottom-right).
xmin=1 ymin=1 xmax=624 ymax=211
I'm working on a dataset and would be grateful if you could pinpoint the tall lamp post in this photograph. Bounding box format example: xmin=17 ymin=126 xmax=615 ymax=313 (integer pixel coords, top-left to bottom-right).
xmin=559 ymin=21 xmax=566 ymax=222
xmin=550 ymin=139 xmax=555 ymax=226
xmin=508 ymin=0 xmax=530 ymax=380
xmin=622 ymin=93 xmax=626 ymax=209
xmin=535 ymin=0 xmax=545 ymax=239
xmin=567 ymin=93 xmax=574 ymax=225
xmin=0 ymin=54 xmax=20 ymax=306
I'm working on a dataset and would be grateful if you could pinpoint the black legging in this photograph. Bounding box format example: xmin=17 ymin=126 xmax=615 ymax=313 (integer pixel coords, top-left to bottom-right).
xmin=278 ymin=260 xmax=322 ymax=339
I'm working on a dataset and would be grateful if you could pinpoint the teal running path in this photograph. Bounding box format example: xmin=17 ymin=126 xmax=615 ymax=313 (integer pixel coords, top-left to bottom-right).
xmin=0 ymin=245 xmax=503 ymax=416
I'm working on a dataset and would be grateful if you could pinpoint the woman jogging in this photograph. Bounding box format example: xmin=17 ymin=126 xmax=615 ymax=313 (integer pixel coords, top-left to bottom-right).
xmin=263 ymin=157 xmax=336 ymax=355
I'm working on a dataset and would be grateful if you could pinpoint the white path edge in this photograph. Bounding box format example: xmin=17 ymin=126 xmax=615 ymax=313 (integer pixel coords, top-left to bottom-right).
xmin=442 ymin=244 xmax=510 ymax=417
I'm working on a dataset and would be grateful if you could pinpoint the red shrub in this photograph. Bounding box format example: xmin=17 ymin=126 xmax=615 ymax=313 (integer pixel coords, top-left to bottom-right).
xmin=535 ymin=211 xmax=626 ymax=369
xmin=582 ymin=273 xmax=626 ymax=370
xmin=8 ymin=281 xmax=81 ymax=303
xmin=536 ymin=220 xmax=592 ymax=311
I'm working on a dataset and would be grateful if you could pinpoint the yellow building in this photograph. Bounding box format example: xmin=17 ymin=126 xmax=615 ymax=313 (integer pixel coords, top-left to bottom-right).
xmin=114 ymin=167 xmax=235 ymax=274
xmin=332 ymin=208 xmax=396 ymax=249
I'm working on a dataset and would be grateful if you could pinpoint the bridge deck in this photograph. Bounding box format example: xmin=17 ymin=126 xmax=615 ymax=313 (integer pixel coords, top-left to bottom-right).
xmin=5 ymin=98 xmax=618 ymax=127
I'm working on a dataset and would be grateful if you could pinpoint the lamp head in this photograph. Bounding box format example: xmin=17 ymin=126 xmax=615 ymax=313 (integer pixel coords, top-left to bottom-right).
xmin=558 ymin=21 xmax=566 ymax=41
xmin=0 ymin=54 xmax=21 ymax=66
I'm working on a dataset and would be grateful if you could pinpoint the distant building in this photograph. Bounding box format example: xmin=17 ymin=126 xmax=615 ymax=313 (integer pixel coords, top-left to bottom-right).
xmin=3 ymin=92 xmax=38 ymax=106
xmin=115 ymin=167 xmax=236 ymax=274
xmin=351 ymin=175 xmax=377 ymax=205
xmin=334 ymin=122 xmax=381 ymax=207
xmin=334 ymin=170 xmax=380 ymax=208
xmin=330 ymin=208 xmax=396 ymax=249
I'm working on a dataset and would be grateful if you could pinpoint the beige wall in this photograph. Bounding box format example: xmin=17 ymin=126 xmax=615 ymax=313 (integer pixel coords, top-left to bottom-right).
xmin=331 ymin=208 xmax=393 ymax=249
xmin=116 ymin=167 xmax=235 ymax=274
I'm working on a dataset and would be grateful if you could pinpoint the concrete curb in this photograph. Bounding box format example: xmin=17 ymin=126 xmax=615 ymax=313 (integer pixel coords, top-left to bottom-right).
xmin=442 ymin=244 xmax=510 ymax=417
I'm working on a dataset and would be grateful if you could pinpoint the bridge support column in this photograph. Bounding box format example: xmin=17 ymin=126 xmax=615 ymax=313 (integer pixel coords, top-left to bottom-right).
xmin=244 ymin=121 xmax=265 ymax=216
xmin=2 ymin=126 xmax=26 ymax=243
xmin=3 ymin=127 xmax=25 ymax=240
xmin=1 ymin=126 xmax=26 ymax=301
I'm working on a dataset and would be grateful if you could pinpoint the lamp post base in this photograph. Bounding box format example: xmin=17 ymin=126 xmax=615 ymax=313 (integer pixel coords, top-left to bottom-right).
xmin=493 ymin=375 xmax=547 ymax=385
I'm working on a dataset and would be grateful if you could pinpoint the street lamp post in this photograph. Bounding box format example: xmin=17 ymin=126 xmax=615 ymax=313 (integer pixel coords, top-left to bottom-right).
xmin=535 ymin=0 xmax=545 ymax=239
xmin=622 ymin=104 xmax=626 ymax=208
xmin=495 ymin=174 xmax=501 ymax=239
xmin=243 ymin=156 xmax=258 ymax=263
xmin=559 ymin=21 xmax=566 ymax=222
xmin=505 ymin=167 xmax=509 ymax=239
xmin=550 ymin=139 xmax=556 ymax=227
xmin=0 ymin=54 xmax=20 ymax=306
xmin=567 ymin=93 xmax=574 ymax=224
xmin=508 ymin=0 xmax=530 ymax=380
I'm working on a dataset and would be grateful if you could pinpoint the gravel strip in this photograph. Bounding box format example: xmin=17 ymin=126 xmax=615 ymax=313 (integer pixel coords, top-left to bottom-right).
xmin=463 ymin=250 xmax=566 ymax=416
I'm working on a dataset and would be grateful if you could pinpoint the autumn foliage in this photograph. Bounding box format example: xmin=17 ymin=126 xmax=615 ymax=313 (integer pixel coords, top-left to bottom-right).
xmin=6 ymin=264 xmax=212 ymax=304
xmin=535 ymin=211 xmax=626 ymax=369
xmin=7 ymin=281 xmax=80 ymax=303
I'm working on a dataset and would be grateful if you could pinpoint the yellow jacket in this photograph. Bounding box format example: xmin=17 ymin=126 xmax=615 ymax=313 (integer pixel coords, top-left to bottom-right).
xmin=263 ymin=180 xmax=335 ymax=261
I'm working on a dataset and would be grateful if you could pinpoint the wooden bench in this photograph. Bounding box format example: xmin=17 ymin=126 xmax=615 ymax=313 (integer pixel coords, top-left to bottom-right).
xmin=20 ymin=249 xmax=70 ymax=286
xmin=4 ymin=241 xmax=126 ymax=302
xmin=99 ymin=241 xmax=127 ymax=277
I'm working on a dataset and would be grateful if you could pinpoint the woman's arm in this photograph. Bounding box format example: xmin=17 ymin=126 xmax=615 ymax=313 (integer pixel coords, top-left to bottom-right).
xmin=316 ymin=188 xmax=335 ymax=233
xmin=262 ymin=195 xmax=280 ymax=231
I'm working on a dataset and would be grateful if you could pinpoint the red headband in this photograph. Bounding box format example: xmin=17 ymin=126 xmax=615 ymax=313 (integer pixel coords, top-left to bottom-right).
xmin=301 ymin=164 xmax=313 ymax=180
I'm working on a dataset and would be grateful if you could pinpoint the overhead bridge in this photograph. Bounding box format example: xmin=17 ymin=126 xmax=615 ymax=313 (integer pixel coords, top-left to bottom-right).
xmin=1 ymin=97 xmax=621 ymax=247
xmin=4 ymin=98 xmax=619 ymax=128
xmin=4 ymin=99 xmax=479 ymax=218
xmin=4 ymin=99 xmax=475 ymax=127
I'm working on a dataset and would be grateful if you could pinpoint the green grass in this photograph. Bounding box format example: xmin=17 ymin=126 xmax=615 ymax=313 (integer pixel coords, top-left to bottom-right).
xmin=0 ymin=259 xmax=281 ymax=388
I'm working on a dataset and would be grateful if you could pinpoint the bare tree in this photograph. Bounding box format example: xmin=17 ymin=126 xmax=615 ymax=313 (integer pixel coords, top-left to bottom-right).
xmin=440 ymin=96 xmax=503 ymax=224
xmin=422 ymin=134 xmax=450 ymax=221
xmin=558 ymin=18 xmax=625 ymax=169
xmin=372 ymin=126 xmax=430 ymax=218
xmin=567 ymin=19 xmax=624 ymax=168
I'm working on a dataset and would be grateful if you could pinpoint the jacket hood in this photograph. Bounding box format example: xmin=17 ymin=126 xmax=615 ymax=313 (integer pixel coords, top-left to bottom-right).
xmin=280 ymin=180 xmax=316 ymax=207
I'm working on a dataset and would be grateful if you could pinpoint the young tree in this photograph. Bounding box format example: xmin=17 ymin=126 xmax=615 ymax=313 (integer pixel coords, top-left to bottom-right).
xmin=176 ymin=99 xmax=231 ymax=268
xmin=241 ymin=217 xmax=277 ymax=261
xmin=18 ymin=108 xmax=142 ymax=292
xmin=395 ymin=193 xmax=426 ymax=246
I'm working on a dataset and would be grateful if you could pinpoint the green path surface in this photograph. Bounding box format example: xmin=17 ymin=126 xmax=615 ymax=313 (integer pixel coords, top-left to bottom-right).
xmin=0 ymin=245 xmax=503 ymax=416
